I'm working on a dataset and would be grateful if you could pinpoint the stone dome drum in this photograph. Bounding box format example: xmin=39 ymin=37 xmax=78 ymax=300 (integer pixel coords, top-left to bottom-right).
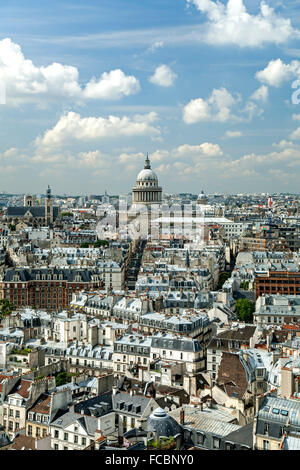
xmin=132 ymin=154 xmax=162 ymax=205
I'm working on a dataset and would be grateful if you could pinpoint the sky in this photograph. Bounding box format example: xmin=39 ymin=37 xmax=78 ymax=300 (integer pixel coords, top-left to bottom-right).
xmin=1 ymin=0 xmax=300 ymax=195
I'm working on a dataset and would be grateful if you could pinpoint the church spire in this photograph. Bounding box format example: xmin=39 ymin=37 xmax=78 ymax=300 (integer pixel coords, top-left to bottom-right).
xmin=144 ymin=153 xmax=151 ymax=169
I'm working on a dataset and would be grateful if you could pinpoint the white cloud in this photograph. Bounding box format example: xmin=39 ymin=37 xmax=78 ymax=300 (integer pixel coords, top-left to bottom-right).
xmin=290 ymin=127 xmax=300 ymax=140
xmin=35 ymin=111 xmax=160 ymax=149
xmin=0 ymin=38 xmax=140 ymax=105
xmin=156 ymin=163 xmax=171 ymax=174
xmin=250 ymin=85 xmax=269 ymax=103
xmin=78 ymin=150 xmax=109 ymax=168
xmin=83 ymin=69 xmax=140 ymax=100
xmin=175 ymin=143 xmax=223 ymax=157
xmin=147 ymin=41 xmax=165 ymax=53
xmin=149 ymin=64 xmax=177 ymax=87
xmin=183 ymin=87 xmax=239 ymax=124
xmin=292 ymin=114 xmax=300 ymax=121
xmin=225 ymin=130 xmax=243 ymax=138
xmin=186 ymin=0 xmax=299 ymax=47
xmin=256 ymin=58 xmax=300 ymax=87
xmin=272 ymin=140 xmax=296 ymax=149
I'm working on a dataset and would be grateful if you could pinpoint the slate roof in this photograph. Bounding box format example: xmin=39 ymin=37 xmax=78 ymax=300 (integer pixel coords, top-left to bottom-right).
xmin=112 ymin=392 xmax=153 ymax=416
xmin=0 ymin=430 xmax=11 ymax=448
xmin=208 ymin=325 xmax=257 ymax=350
xmin=6 ymin=206 xmax=59 ymax=218
xmin=222 ymin=422 xmax=253 ymax=448
xmin=3 ymin=267 xmax=100 ymax=283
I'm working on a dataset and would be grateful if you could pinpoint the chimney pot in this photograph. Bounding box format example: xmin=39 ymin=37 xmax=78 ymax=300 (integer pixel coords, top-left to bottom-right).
xmin=180 ymin=408 xmax=185 ymax=425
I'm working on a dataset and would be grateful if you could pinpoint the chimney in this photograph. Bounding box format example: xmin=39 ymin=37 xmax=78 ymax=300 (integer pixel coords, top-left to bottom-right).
xmin=81 ymin=409 xmax=85 ymax=415
xmin=199 ymin=401 xmax=203 ymax=412
xmin=180 ymin=408 xmax=185 ymax=425
xmin=112 ymin=386 xmax=118 ymax=396
xmin=207 ymin=398 xmax=213 ymax=409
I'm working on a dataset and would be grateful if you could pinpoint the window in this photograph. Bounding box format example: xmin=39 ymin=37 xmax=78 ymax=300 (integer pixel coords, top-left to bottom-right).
xmin=54 ymin=430 xmax=59 ymax=438
xmin=272 ymin=408 xmax=280 ymax=415
xmin=213 ymin=437 xmax=220 ymax=449
xmin=264 ymin=423 xmax=269 ymax=435
xmin=28 ymin=425 xmax=32 ymax=436
xmin=82 ymin=437 xmax=86 ymax=446
xmin=225 ymin=442 xmax=234 ymax=450
xmin=263 ymin=440 xmax=269 ymax=450
xmin=197 ymin=432 xmax=204 ymax=445
xmin=64 ymin=432 xmax=68 ymax=441
xmin=74 ymin=435 xmax=78 ymax=443
xmin=54 ymin=444 xmax=59 ymax=450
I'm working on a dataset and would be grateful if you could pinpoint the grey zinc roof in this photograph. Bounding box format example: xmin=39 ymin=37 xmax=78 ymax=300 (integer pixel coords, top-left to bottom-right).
xmin=112 ymin=392 xmax=152 ymax=416
xmin=283 ymin=435 xmax=300 ymax=450
xmin=258 ymin=396 xmax=300 ymax=427
xmin=169 ymin=406 xmax=241 ymax=437
xmin=51 ymin=410 xmax=99 ymax=436
xmin=151 ymin=333 xmax=202 ymax=352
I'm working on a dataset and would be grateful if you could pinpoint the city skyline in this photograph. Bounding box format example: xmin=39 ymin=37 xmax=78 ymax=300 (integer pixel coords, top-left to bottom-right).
xmin=1 ymin=1 xmax=300 ymax=194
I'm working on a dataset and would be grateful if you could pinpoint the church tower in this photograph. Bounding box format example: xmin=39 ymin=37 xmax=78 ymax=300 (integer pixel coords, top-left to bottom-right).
xmin=45 ymin=185 xmax=54 ymax=226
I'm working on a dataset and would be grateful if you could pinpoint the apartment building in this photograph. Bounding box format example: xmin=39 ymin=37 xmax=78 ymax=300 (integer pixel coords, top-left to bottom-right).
xmin=0 ymin=268 xmax=104 ymax=310
xmin=254 ymin=396 xmax=300 ymax=450
xmin=254 ymin=295 xmax=300 ymax=325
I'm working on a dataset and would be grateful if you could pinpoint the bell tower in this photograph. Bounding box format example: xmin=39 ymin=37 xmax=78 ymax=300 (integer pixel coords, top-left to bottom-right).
xmin=45 ymin=185 xmax=54 ymax=226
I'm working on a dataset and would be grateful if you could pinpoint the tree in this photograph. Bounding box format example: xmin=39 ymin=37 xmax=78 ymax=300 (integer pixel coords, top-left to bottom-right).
xmin=60 ymin=212 xmax=73 ymax=218
xmin=55 ymin=372 xmax=72 ymax=386
xmin=0 ymin=299 xmax=15 ymax=321
xmin=235 ymin=298 xmax=255 ymax=323
xmin=80 ymin=242 xmax=89 ymax=248
xmin=218 ymin=272 xmax=231 ymax=290
xmin=94 ymin=240 xmax=109 ymax=248
xmin=55 ymin=371 xmax=79 ymax=386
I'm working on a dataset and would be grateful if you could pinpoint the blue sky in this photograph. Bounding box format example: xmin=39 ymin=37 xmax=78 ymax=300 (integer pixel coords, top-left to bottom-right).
xmin=1 ymin=0 xmax=300 ymax=195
